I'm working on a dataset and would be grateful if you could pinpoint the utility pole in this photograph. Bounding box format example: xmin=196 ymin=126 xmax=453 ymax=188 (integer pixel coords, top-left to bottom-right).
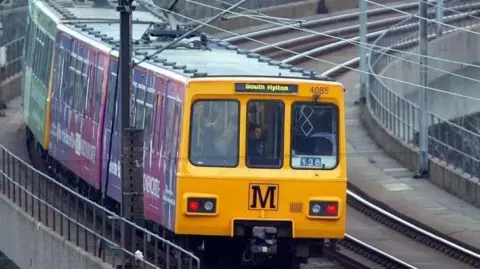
xmin=436 ymin=0 xmax=444 ymax=36
xmin=358 ymin=0 xmax=368 ymax=104
xmin=117 ymin=0 xmax=145 ymax=268
xmin=416 ymin=0 xmax=430 ymax=178
xmin=117 ymin=0 xmax=133 ymax=141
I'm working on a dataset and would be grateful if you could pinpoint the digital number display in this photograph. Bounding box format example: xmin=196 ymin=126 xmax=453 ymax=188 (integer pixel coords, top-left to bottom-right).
xmin=300 ymin=157 xmax=322 ymax=167
xmin=235 ymin=83 xmax=298 ymax=93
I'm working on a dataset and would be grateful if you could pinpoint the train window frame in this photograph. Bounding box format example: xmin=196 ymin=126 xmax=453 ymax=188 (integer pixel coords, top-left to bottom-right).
xmin=154 ymin=93 xmax=165 ymax=152
xmin=33 ymin=28 xmax=44 ymax=82
xmin=66 ymin=54 xmax=76 ymax=107
xmin=289 ymin=101 xmax=340 ymax=171
xmin=93 ymin=65 xmax=104 ymax=124
xmin=43 ymin=34 xmax=54 ymax=86
xmin=52 ymin=42 xmax=63 ymax=101
xmin=188 ymin=99 xmax=240 ymax=168
xmin=245 ymin=100 xmax=285 ymax=169
xmin=143 ymin=75 xmax=156 ymax=148
xmin=106 ymin=71 xmax=117 ymax=131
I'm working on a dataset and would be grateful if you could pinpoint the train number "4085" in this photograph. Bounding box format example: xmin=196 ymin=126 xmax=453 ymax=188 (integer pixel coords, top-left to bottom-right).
xmin=309 ymin=86 xmax=329 ymax=95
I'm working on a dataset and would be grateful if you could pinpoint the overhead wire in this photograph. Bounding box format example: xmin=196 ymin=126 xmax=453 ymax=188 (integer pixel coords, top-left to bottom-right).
xmin=189 ymin=0 xmax=480 ymax=71
xmin=182 ymin=0 xmax=480 ymax=99
xmin=154 ymin=3 xmax=480 ymax=102
xmin=419 ymin=0 xmax=480 ymax=21
xmin=363 ymin=0 xmax=480 ymax=36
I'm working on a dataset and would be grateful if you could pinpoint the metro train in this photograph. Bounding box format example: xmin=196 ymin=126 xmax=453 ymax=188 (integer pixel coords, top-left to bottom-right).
xmin=22 ymin=0 xmax=347 ymax=267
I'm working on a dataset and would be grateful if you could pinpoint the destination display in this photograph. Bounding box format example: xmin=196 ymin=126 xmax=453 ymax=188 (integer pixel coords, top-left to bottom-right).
xmin=235 ymin=83 xmax=298 ymax=93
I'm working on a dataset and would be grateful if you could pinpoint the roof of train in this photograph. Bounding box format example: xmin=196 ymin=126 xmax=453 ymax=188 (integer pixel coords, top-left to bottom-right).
xmin=40 ymin=0 xmax=335 ymax=82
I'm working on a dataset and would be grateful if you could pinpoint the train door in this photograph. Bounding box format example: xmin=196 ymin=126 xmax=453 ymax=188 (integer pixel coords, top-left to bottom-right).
xmin=101 ymin=59 xmax=122 ymax=202
xmin=68 ymin=41 xmax=93 ymax=184
xmin=142 ymin=71 xmax=156 ymax=195
xmin=74 ymin=47 xmax=101 ymax=190
xmin=144 ymin=75 xmax=166 ymax=224
xmin=161 ymin=81 xmax=182 ymax=230
xmin=93 ymin=52 xmax=108 ymax=190
xmin=49 ymin=32 xmax=72 ymax=168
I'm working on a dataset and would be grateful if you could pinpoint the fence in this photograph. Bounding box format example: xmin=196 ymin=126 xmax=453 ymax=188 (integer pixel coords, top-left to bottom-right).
xmin=0 ymin=144 xmax=200 ymax=269
xmin=367 ymin=0 xmax=480 ymax=177
xmin=0 ymin=0 xmax=27 ymax=107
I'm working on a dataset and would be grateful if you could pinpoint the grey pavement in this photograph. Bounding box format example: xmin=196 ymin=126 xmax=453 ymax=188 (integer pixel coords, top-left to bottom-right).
xmin=338 ymin=70 xmax=480 ymax=250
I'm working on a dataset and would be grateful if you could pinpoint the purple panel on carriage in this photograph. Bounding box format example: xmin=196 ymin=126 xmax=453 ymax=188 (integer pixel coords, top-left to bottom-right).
xmin=49 ymin=32 xmax=72 ymax=168
xmin=143 ymin=76 xmax=185 ymax=231
xmin=101 ymin=59 xmax=122 ymax=202
xmin=49 ymin=31 xmax=103 ymax=190
xmin=101 ymin=64 xmax=150 ymax=202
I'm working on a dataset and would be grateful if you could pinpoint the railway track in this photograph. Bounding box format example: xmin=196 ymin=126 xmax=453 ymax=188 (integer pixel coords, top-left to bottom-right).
xmin=1 ymin=1 xmax=480 ymax=269
xmin=218 ymin=1 xmax=480 ymax=268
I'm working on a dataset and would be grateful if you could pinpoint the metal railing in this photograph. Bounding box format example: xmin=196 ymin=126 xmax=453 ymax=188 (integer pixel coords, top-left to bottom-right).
xmin=0 ymin=0 xmax=27 ymax=105
xmin=367 ymin=0 xmax=480 ymax=177
xmin=0 ymin=144 xmax=200 ymax=269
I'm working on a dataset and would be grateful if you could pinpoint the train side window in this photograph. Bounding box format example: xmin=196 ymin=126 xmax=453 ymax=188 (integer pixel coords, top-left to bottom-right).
xmin=33 ymin=28 xmax=44 ymax=81
xmin=135 ymin=86 xmax=146 ymax=129
xmin=170 ymin=102 xmax=181 ymax=160
xmin=154 ymin=94 xmax=164 ymax=152
xmin=53 ymin=43 xmax=63 ymax=100
xmin=38 ymin=31 xmax=45 ymax=85
xmin=73 ymin=57 xmax=84 ymax=113
xmin=42 ymin=33 xmax=50 ymax=86
xmin=83 ymin=61 xmax=92 ymax=117
xmin=60 ymin=45 xmax=71 ymax=104
xmin=106 ymin=71 xmax=117 ymax=130
xmin=143 ymin=81 xmax=155 ymax=148
xmin=246 ymin=100 xmax=284 ymax=168
xmin=66 ymin=54 xmax=76 ymax=107
xmin=144 ymin=104 xmax=153 ymax=148
xmin=93 ymin=66 xmax=104 ymax=123
xmin=43 ymin=36 xmax=53 ymax=86
xmin=46 ymin=36 xmax=54 ymax=86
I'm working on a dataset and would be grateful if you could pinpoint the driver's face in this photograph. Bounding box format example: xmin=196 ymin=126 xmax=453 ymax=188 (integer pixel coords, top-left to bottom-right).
xmin=254 ymin=128 xmax=262 ymax=139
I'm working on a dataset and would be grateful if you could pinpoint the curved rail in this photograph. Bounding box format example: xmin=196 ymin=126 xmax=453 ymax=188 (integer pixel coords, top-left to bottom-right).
xmin=284 ymin=4 xmax=480 ymax=64
xmin=223 ymin=2 xmax=419 ymax=43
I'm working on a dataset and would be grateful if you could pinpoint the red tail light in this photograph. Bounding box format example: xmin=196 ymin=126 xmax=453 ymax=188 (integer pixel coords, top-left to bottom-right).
xmin=188 ymin=201 xmax=199 ymax=211
xmin=326 ymin=204 xmax=337 ymax=215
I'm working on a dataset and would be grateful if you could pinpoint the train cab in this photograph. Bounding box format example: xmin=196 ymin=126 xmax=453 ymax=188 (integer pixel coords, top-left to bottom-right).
xmin=175 ymin=77 xmax=347 ymax=266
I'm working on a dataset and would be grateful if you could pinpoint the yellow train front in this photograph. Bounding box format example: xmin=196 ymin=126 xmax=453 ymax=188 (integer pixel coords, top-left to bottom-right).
xmin=176 ymin=77 xmax=347 ymax=267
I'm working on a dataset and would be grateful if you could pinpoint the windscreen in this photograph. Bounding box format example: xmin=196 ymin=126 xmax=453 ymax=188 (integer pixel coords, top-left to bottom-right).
xmin=291 ymin=102 xmax=338 ymax=169
xmin=189 ymin=100 xmax=239 ymax=167
xmin=246 ymin=100 xmax=284 ymax=168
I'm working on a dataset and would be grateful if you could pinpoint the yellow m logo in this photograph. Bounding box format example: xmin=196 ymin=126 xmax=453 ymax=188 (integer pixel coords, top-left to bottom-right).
xmin=248 ymin=184 xmax=279 ymax=211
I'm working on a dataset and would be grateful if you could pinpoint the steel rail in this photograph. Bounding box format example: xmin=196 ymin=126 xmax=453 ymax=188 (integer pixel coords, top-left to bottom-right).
xmin=320 ymin=22 xmax=478 ymax=77
xmin=282 ymin=3 xmax=480 ymax=64
xmin=223 ymin=2 xmax=419 ymax=43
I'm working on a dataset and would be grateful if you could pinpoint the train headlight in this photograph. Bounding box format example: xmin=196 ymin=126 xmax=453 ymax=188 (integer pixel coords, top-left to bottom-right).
xmin=204 ymin=201 xmax=214 ymax=211
xmin=311 ymin=204 xmax=321 ymax=214
xmin=186 ymin=197 xmax=217 ymax=214
xmin=309 ymin=201 xmax=339 ymax=217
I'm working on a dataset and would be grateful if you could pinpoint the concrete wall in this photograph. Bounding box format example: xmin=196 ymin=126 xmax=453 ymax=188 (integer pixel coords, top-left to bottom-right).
xmin=380 ymin=24 xmax=480 ymax=103
xmin=362 ymin=24 xmax=480 ymax=207
xmin=0 ymin=194 xmax=112 ymax=269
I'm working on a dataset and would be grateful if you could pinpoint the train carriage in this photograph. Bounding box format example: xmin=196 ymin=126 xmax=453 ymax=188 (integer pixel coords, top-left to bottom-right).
xmin=23 ymin=0 xmax=58 ymax=149
xmin=23 ymin=0 xmax=348 ymax=267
